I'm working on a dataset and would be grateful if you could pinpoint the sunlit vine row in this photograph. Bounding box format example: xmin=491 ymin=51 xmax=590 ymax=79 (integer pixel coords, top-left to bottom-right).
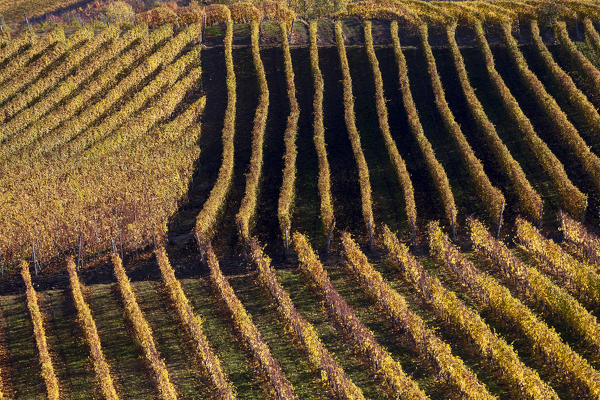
xmin=237 ymin=20 xmax=269 ymax=243
xmin=515 ymin=218 xmax=600 ymax=307
xmin=428 ymin=221 xmax=600 ymax=399
xmin=36 ymin=23 xmax=199 ymax=163
xmin=584 ymin=17 xmax=600 ymax=53
xmin=206 ymin=244 xmax=298 ymax=400
xmin=155 ymin=247 xmax=236 ymax=400
xmin=21 ymin=261 xmax=60 ymax=400
xmin=501 ymin=21 xmax=600 ymax=192
xmin=0 ymin=27 xmax=64 ymax=86
xmin=112 ymin=254 xmax=178 ymax=400
xmin=364 ymin=21 xmax=417 ymax=234
xmin=250 ymin=238 xmax=365 ymax=400
xmin=0 ymin=93 xmax=204 ymax=268
xmin=0 ymin=31 xmax=34 ymax=67
xmin=67 ymin=258 xmax=120 ymax=400
xmin=473 ymin=20 xmax=587 ymax=219
xmin=446 ymin=22 xmax=542 ymax=221
xmin=85 ymin=59 xmax=202 ymax=158
xmin=1 ymin=42 xmax=201 ymax=190
xmin=293 ymin=232 xmax=428 ymax=399
xmin=0 ymin=27 xmax=106 ymax=125
xmin=54 ymin=45 xmax=201 ymax=162
xmin=308 ymin=20 xmax=334 ymax=238
xmin=341 ymin=231 xmax=494 ymax=400
xmin=334 ymin=20 xmax=375 ymax=241
xmin=0 ymin=27 xmax=84 ymax=111
xmin=278 ymin=21 xmax=300 ymax=247
xmin=391 ymin=21 xmax=457 ymax=231
xmin=469 ymin=217 xmax=600 ymax=358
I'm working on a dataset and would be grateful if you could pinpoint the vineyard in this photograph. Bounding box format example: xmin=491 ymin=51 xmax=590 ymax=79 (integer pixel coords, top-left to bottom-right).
xmin=1 ymin=0 xmax=600 ymax=399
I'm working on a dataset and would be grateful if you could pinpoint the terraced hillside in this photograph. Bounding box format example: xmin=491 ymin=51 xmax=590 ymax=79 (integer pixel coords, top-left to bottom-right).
xmin=1 ymin=0 xmax=600 ymax=399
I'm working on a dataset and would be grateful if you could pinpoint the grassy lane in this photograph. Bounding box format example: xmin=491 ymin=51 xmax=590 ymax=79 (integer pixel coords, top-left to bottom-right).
xmin=86 ymin=283 xmax=158 ymax=400
xmin=133 ymin=280 xmax=211 ymax=400
xmin=38 ymin=290 xmax=97 ymax=400
xmin=179 ymin=277 xmax=267 ymax=399
xmin=0 ymin=294 xmax=45 ymax=399
xmin=228 ymin=273 xmax=329 ymax=399
xmin=276 ymin=267 xmax=389 ymax=399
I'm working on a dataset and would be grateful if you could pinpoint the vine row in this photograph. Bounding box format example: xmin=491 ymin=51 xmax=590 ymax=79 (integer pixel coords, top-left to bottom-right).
xmin=342 ymin=231 xmax=495 ymax=400
xmin=0 ymin=27 xmax=84 ymax=112
xmin=446 ymin=22 xmax=542 ymax=221
xmin=420 ymin=23 xmax=504 ymax=226
xmin=391 ymin=21 xmax=457 ymax=232
xmin=381 ymin=226 xmax=557 ymax=400
xmin=469 ymin=217 xmax=600 ymax=358
xmin=1 ymin=27 xmax=103 ymax=125
xmin=364 ymin=21 xmax=417 ymax=236
xmin=530 ymin=20 xmax=600 ymax=140
xmin=308 ymin=20 xmax=335 ymax=240
xmin=278 ymin=21 xmax=300 ymax=248
xmin=2 ymin=25 xmax=144 ymax=137
xmin=515 ymin=218 xmax=600 ymax=308
xmin=555 ymin=21 xmax=600 ymax=96
xmin=195 ymin=18 xmax=236 ymax=246
xmin=335 ymin=20 xmax=375 ymax=242
xmin=501 ymin=21 xmax=600 ymax=192
xmin=0 ymin=24 xmax=172 ymax=165
xmin=560 ymin=211 xmax=600 ymax=267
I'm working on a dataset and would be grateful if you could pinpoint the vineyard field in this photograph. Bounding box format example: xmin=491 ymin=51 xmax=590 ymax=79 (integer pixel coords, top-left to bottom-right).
xmin=3 ymin=1 xmax=600 ymax=399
